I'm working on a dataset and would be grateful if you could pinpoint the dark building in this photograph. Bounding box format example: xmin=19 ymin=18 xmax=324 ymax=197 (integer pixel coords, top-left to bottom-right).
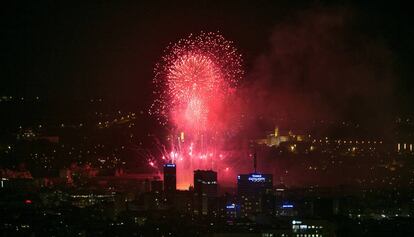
xmin=151 ymin=179 xmax=163 ymax=193
xmin=237 ymin=173 xmax=273 ymax=218
xmin=172 ymin=190 xmax=194 ymax=214
xmin=194 ymin=170 xmax=218 ymax=215
xmin=194 ymin=170 xmax=218 ymax=197
xmin=163 ymin=163 xmax=176 ymax=193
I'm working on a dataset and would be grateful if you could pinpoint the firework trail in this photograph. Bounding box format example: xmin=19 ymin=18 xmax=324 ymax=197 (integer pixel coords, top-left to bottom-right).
xmin=150 ymin=32 xmax=244 ymax=189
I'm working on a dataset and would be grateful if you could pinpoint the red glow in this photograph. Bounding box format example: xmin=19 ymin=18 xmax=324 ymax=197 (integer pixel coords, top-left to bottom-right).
xmin=24 ymin=199 xmax=32 ymax=204
xmin=151 ymin=32 xmax=244 ymax=188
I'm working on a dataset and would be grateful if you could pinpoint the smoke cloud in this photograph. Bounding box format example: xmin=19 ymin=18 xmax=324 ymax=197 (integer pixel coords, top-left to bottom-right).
xmin=239 ymin=6 xmax=396 ymax=137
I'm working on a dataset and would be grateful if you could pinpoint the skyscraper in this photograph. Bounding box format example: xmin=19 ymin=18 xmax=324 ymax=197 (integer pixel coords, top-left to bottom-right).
xmin=193 ymin=170 xmax=218 ymax=215
xmin=163 ymin=163 xmax=176 ymax=193
xmin=237 ymin=173 xmax=273 ymax=218
xmin=237 ymin=173 xmax=273 ymax=196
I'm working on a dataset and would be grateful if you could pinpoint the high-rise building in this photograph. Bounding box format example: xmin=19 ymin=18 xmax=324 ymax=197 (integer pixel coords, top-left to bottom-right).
xmin=194 ymin=170 xmax=217 ymax=197
xmin=237 ymin=173 xmax=273 ymax=196
xmin=163 ymin=163 xmax=176 ymax=193
xmin=194 ymin=170 xmax=218 ymax=215
xmin=237 ymin=173 xmax=273 ymax=218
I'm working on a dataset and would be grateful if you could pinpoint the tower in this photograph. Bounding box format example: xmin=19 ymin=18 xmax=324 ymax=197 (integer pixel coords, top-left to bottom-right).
xmin=193 ymin=170 xmax=218 ymax=215
xmin=237 ymin=153 xmax=273 ymax=218
xmin=163 ymin=163 xmax=176 ymax=193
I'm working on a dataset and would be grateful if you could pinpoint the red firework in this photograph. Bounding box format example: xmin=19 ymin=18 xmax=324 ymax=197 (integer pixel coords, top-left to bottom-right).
xmin=150 ymin=32 xmax=243 ymax=189
xmin=151 ymin=32 xmax=243 ymax=128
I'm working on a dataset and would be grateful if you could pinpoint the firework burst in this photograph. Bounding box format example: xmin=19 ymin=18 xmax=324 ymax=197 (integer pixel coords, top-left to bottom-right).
xmin=151 ymin=32 xmax=243 ymax=126
xmin=150 ymin=32 xmax=244 ymax=189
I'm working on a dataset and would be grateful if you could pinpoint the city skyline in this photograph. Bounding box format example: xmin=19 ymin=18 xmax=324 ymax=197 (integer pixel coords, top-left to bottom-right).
xmin=1 ymin=1 xmax=414 ymax=236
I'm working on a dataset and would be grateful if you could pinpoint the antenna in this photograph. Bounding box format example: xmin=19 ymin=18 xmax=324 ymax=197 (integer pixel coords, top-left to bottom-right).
xmin=253 ymin=152 xmax=257 ymax=173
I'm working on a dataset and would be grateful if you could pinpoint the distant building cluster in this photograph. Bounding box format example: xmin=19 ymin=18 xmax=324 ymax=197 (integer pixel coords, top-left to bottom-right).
xmin=2 ymin=159 xmax=412 ymax=236
xmin=1 ymin=97 xmax=414 ymax=236
xmin=256 ymin=127 xmax=307 ymax=147
xmin=256 ymin=126 xmax=414 ymax=157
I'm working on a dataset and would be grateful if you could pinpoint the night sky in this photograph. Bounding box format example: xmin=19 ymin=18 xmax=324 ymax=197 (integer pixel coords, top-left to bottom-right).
xmin=1 ymin=0 xmax=413 ymax=113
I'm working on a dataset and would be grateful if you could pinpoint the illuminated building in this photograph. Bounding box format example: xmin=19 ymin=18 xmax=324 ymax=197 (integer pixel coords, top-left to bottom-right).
xmin=237 ymin=173 xmax=273 ymax=196
xmin=256 ymin=126 xmax=308 ymax=147
xmin=291 ymin=219 xmax=335 ymax=237
xmin=225 ymin=203 xmax=238 ymax=220
xmin=70 ymin=192 xmax=116 ymax=208
xmin=0 ymin=178 xmax=7 ymax=188
xmin=163 ymin=163 xmax=176 ymax=193
xmin=397 ymin=142 xmax=414 ymax=155
xmin=277 ymin=202 xmax=297 ymax=216
xmin=237 ymin=173 xmax=273 ymax=218
xmin=194 ymin=170 xmax=218 ymax=215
